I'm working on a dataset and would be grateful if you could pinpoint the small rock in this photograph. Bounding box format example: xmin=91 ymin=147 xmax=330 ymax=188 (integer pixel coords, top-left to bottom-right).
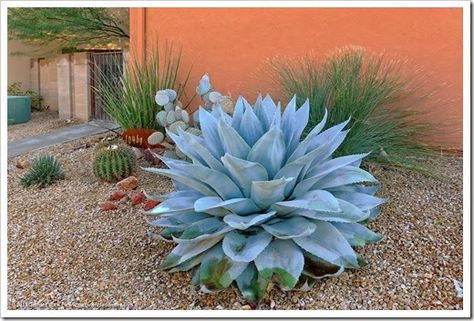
xmin=108 ymin=190 xmax=126 ymax=201
xmin=291 ymin=296 xmax=298 ymax=304
xmin=241 ymin=304 xmax=252 ymax=310
xmin=131 ymin=192 xmax=145 ymax=206
xmin=132 ymin=147 xmax=143 ymax=159
xmin=98 ymin=282 xmax=106 ymax=291
xmin=144 ymin=199 xmax=160 ymax=211
xmin=453 ymin=279 xmax=463 ymax=298
xmin=100 ymin=201 xmax=118 ymax=211
xmin=270 ymin=300 xmax=276 ymax=308
xmin=147 ymin=131 xmax=165 ymax=146
xmin=143 ymin=148 xmax=162 ymax=165
xmin=116 ymin=176 xmax=138 ymax=191
xmin=16 ymin=160 xmax=29 ymax=169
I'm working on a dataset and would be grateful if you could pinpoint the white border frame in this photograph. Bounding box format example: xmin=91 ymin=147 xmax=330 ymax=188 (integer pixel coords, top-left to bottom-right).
xmin=1 ymin=1 xmax=470 ymax=318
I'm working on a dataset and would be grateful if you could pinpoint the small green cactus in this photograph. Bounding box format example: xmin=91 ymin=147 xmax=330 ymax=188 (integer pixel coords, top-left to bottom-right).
xmin=20 ymin=154 xmax=65 ymax=188
xmin=93 ymin=144 xmax=136 ymax=182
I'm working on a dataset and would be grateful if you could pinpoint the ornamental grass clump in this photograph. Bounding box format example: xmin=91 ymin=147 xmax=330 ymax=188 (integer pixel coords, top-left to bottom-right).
xmin=271 ymin=47 xmax=439 ymax=173
xmin=145 ymin=95 xmax=384 ymax=301
xmin=95 ymin=43 xmax=191 ymax=131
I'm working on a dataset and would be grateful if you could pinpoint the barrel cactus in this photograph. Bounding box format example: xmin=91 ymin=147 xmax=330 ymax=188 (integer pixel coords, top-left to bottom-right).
xmin=144 ymin=94 xmax=384 ymax=301
xmin=93 ymin=144 xmax=136 ymax=182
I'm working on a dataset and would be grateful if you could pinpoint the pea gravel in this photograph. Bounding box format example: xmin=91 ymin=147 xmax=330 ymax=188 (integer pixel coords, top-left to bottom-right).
xmin=8 ymin=111 xmax=81 ymax=142
xmin=7 ymin=135 xmax=463 ymax=310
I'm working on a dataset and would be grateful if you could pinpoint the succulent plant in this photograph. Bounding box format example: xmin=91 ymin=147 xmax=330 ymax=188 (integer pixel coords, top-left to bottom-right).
xmin=155 ymin=88 xmax=202 ymax=160
xmin=144 ymin=94 xmax=384 ymax=302
xmin=20 ymin=154 xmax=65 ymax=188
xmin=193 ymin=74 xmax=234 ymax=126
xmin=93 ymin=144 xmax=136 ymax=182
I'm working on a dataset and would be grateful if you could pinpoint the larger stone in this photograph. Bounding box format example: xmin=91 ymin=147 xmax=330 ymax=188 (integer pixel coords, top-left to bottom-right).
xmin=116 ymin=176 xmax=138 ymax=191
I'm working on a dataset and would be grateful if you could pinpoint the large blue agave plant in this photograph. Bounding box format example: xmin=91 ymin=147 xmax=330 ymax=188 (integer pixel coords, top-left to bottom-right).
xmin=145 ymin=95 xmax=384 ymax=301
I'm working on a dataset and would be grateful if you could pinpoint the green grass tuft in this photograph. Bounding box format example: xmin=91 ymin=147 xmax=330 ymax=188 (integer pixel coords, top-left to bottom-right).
xmin=20 ymin=154 xmax=65 ymax=188
xmin=93 ymin=42 xmax=192 ymax=131
xmin=271 ymin=47 xmax=442 ymax=174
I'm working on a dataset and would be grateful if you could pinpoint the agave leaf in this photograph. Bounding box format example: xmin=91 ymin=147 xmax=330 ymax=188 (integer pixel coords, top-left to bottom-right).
xmin=172 ymin=217 xmax=233 ymax=243
xmin=275 ymin=137 xmax=348 ymax=195
xmin=221 ymin=154 xmax=268 ymax=198
xmin=239 ymin=103 xmax=265 ymax=146
xmin=148 ymin=216 xmax=183 ymax=228
xmin=367 ymin=207 xmax=381 ymax=221
xmin=199 ymin=107 xmax=225 ymax=158
xmin=281 ymin=95 xmax=297 ymax=134
xmin=287 ymin=117 xmax=349 ymax=163
xmin=223 ymin=211 xmax=276 ymax=230
xmin=302 ymin=252 xmax=345 ymax=280
xmin=254 ymin=239 xmax=304 ymax=290
xmin=217 ymin=119 xmax=251 ymax=159
xmin=222 ymin=229 xmax=273 ymax=262
xmin=161 ymin=157 xmax=243 ymax=200
xmin=291 ymin=209 xmax=364 ymax=223
xmin=274 ymin=190 xmax=341 ymax=215
xmin=195 ymin=196 xmax=261 ymax=216
xmin=250 ymin=177 xmax=294 ymax=209
xmin=169 ymin=253 xmax=205 ymax=272
xmin=160 ymin=236 xmax=224 ymax=270
xmin=312 ymin=166 xmax=377 ymax=189
xmin=282 ymin=97 xmax=310 ymax=156
xmin=293 ymin=221 xmax=359 ymax=268
xmin=254 ymin=94 xmax=277 ymax=131
xmin=305 ymin=153 xmax=370 ymax=179
xmin=148 ymin=212 xmax=210 ymax=227
xmin=262 ymin=216 xmax=316 ymax=239
xmin=327 ymin=183 xmax=380 ymax=196
xmin=172 ymin=129 xmax=227 ymax=173
xmin=292 ymin=153 xmax=369 ymax=198
xmin=270 ymin=102 xmax=282 ymax=128
xmin=145 ymin=195 xmax=200 ymax=215
xmin=235 ymin=263 xmax=271 ymax=302
xmin=247 ymin=126 xmax=286 ymax=178
xmin=231 ymin=96 xmax=247 ymax=130
xmin=336 ymin=198 xmax=371 ymax=221
xmin=145 ymin=168 xmax=217 ymax=197
xmin=199 ymin=245 xmax=248 ymax=291
xmin=194 ymin=197 xmax=231 ymax=216
xmin=332 ymin=222 xmax=382 ymax=247
xmin=331 ymin=191 xmax=385 ymax=211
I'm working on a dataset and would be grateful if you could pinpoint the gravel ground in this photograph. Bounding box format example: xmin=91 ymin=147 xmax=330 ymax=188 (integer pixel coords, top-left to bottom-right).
xmin=7 ymin=135 xmax=463 ymax=310
xmin=8 ymin=111 xmax=82 ymax=142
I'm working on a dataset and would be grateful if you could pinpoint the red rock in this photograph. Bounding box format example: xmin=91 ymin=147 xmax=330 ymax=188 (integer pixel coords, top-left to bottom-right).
xmin=144 ymin=199 xmax=160 ymax=211
xmin=131 ymin=191 xmax=145 ymax=206
xmin=100 ymin=201 xmax=118 ymax=211
xmin=116 ymin=176 xmax=138 ymax=191
xmin=108 ymin=190 xmax=126 ymax=201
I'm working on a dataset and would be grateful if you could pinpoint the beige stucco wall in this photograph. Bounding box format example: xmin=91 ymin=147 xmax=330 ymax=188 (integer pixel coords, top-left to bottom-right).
xmin=8 ymin=39 xmax=59 ymax=110
xmin=39 ymin=57 xmax=59 ymax=110
xmin=7 ymin=40 xmax=32 ymax=90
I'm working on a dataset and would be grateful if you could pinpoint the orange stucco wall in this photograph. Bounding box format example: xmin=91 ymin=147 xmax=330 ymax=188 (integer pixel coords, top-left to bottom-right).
xmin=130 ymin=8 xmax=463 ymax=148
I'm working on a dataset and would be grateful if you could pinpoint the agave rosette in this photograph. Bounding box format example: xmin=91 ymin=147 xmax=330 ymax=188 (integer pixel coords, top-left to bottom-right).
xmin=145 ymin=95 xmax=384 ymax=301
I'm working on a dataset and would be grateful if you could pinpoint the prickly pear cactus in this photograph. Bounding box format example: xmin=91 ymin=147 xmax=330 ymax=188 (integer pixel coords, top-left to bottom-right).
xmin=154 ymin=89 xmax=202 ymax=160
xmin=194 ymin=74 xmax=235 ymax=125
